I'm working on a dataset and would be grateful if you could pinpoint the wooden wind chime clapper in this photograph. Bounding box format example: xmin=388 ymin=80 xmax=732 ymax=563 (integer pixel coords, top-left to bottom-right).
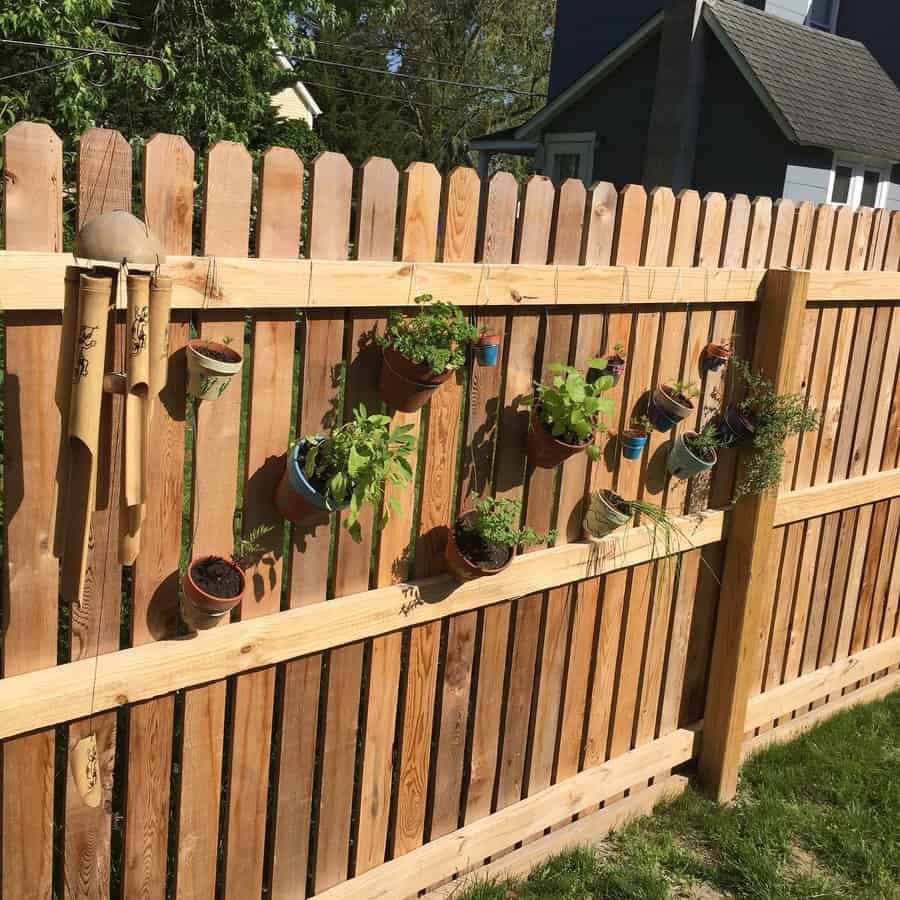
xmin=60 ymin=211 xmax=173 ymax=806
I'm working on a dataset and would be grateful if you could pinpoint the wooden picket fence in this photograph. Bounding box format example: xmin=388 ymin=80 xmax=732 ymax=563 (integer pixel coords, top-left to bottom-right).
xmin=0 ymin=120 xmax=899 ymax=900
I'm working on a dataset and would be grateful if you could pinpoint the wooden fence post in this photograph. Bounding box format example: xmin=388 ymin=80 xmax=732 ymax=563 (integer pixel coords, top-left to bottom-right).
xmin=698 ymin=267 xmax=810 ymax=802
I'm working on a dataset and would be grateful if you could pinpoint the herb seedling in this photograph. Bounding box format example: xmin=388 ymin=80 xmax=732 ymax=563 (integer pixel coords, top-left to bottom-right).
xmin=470 ymin=495 xmax=556 ymax=550
xmin=234 ymin=524 xmax=275 ymax=567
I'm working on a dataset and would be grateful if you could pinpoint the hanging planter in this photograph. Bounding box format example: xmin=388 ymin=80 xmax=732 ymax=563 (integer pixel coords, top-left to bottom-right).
xmin=648 ymin=382 xmax=698 ymax=432
xmin=473 ymin=331 xmax=501 ymax=367
xmin=445 ymin=497 xmax=552 ymax=582
xmin=187 ymin=338 xmax=242 ymax=401
xmin=703 ymin=342 xmax=731 ymax=372
xmin=621 ymin=415 xmax=653 ymax=460
xmin=598 ymin=343 xmax=627 ymax=386
xmin=667 ymin=429 xmax=718 ymax=480
xmin=181 ymin=555 xmax=247 ymax=630
xmin=583 ymin=489 xmax=632 ymax=540
xmin=377 ymin=294 xmax=478 ymax=412
xmin=276 ymin=404 xmax=417 ymax=542
xmin=523 ymin=360 xmax=613 ymax=469
xmin=715 ymin=403 xmax=757 ymax=447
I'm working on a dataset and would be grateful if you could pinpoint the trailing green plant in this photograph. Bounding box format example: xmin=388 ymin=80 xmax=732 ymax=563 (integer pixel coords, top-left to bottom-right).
xmin=470 ymin=496 xmax=556 ymax=549
xmin=522 ymin=360 xmax=614 ymax=460
xmin=299 ymin=404 xmax=417 ymax=542
xmin=377 ymin=293 xmax=479 ymax=375
xmin=731 ymin=358 xmax=818 ymax=499
xmin=234 ymin=524 xmax=275 ymax=567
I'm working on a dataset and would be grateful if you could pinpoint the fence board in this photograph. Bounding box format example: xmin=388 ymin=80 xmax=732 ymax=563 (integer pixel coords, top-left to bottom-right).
xmin=582 ymin=182 xmax=617 ymax=266
xmin=1 ymin=121 xmax=64 ymax=900
xmin=175 ymin=139 xmax=250 ymax=900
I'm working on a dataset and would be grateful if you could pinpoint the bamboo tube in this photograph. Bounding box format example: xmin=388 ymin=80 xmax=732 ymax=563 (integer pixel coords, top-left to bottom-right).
xmin=61 ymin=273 xmax=111 ymax=606
xmin=120 ymin=274 xmax=151 ymax=564
xmin=148 ymin=273 xmax=173 ymax=395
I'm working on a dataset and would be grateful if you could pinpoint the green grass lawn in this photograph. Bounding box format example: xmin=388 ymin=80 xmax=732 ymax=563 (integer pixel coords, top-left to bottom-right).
xmin=457 ymin=690 xmax=900 ymax=900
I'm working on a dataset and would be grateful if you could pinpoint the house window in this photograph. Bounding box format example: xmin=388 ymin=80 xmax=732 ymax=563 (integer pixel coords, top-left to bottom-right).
xmin=828 ymin=159 xmax=890 ymax=209
xmin=807 ymin=0 xmax=840 ymax=32
xmin=544 ymin=133 xmax=595 ymax=185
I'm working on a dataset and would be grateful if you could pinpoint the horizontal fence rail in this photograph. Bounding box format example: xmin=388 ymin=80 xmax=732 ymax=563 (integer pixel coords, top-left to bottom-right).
xmin=2 ymin=119 xmax=900 ymax=900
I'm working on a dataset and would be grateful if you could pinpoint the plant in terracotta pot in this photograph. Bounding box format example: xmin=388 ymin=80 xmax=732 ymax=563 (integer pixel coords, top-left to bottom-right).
xmin=445 ymin=496 xmax=555 ymax=581
xmin=276 ymin=403 xmax=417 ymax=541
xmin=522 ymin=360 xmax=614 ymax=469
xmin=621 ymin=414 xmax=653 ymax=460
xmin=597 ymin=342 xmax=627 ymax=386
xmin=377 ymin=293 xmax=479 ymax=412
xmin=648 ymin=379 xmax=698 ymax=432
xmin=729 ymin=359 xmax=818 ymax=500
xmin=473 ymin=326 xmax=501 ymax=367
xmin=187 ymin=334 xmax=243 ymax=401
xmin=667 ymin=422 xmax=722 ymax=480
xmin=181 ymin=525 xmax=274 ymax=631
xmin=703 ymin=338 xmax=732 ymax=372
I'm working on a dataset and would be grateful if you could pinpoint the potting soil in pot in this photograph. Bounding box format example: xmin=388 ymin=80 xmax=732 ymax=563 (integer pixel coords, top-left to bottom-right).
xmin=191 ymin=556 xmax=243 ymax=599
xmin=684 ymin=437 xmax=715 ymax=462
xmin=454 ymin=517 xmax=511 ymax=570
xmin=194 ymin=345 xmax=240 ymax=364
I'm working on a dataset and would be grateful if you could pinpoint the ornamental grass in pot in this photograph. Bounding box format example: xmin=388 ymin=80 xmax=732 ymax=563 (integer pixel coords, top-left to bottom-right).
xmin=445 ymin=496 xmax=554 ymax=581
xmin=187 ymin=335 xmax=243 ymax=401
xmin=276 ymin=404 xmax=417 ymax=541
xmin=523 ymin=360 xmax=614 ymax=468
xmin=667 ymin=423 xmax=721 ymax=480
xmin=377 ymin=294 xmax=479 ymax=412
xmin=728 ymin=359 xmax=818 ymax=500
xmin=181 ymin=525 xmax=273 ymax=630
xmin=648 ymin=380 xmax=698 ymax=432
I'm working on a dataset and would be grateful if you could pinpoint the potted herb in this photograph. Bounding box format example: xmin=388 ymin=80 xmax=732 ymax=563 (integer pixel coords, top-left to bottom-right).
xmin=377 ymin=293 xmax=479 ymax=412
xmin=187 ymin=335 xmax=243 ymax=401
xmin=583 ymin=488 xmax=632 ymax=539
xmin=729 ymin=359 xmax=818 ymax=499
xmin=648 ymin=380 xmax=698 ymax=432
xmin=703 ymin=339 xmax=732 ymax=372
xmin=596 ymin=342 xmax=627 ymax=386
xmin=445 ymin=496 xmax=555 ymax=581
xmin=667 ymin=422 xmax=721 ymax=480
xmin=522 ymin=360 xmax=614 ymax=469
xmin=621 ymin=414 xmax=653 ymax=460
xmin=181 ymin=525 xmax=273 ymax=631
xmin=275 ymin=403 xmax=416 ymax=541
xmin=473 ymin=327 xmax=501 ymax=367
xmin=715 ymin=404 xmax=757 ymax=447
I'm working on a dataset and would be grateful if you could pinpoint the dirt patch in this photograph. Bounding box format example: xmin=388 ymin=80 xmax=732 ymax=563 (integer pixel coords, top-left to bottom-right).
xmin=784 ymin=843 xmax=830 ymax=882
xmin=673 ymin=884 xmax=728 ymax=900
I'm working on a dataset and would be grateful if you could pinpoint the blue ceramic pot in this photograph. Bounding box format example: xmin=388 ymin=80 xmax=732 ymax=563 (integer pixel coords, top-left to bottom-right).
xmin=276 ymin=439 xmax=350 ymax=523
xmin=621 ymin=431 xmax=649 ymax=460
xmin=474 ymin=337 xmax=500 ymax=367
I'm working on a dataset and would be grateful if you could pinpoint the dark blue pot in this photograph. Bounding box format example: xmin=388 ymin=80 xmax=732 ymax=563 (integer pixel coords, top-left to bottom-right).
xmin=475 ymin=338 xmax=500 ymax=367
xmin=621 ymin=432 xmax=649 ymax=460
xmin=647 ymin=403 xmax=680 ymax=432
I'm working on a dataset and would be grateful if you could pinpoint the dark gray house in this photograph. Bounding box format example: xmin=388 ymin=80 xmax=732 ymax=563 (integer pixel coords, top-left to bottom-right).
xmin=473 ymin=0 xmax=900 ymax=209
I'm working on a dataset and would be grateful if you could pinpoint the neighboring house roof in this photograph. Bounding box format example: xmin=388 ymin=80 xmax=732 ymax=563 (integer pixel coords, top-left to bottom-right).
xmin=469 ymin=125 xmax=539 ymax=153
xmin=706 ymin=0 xmax=900 ymax=161
xmin=272 ymin=50 xmax=322 ymax=124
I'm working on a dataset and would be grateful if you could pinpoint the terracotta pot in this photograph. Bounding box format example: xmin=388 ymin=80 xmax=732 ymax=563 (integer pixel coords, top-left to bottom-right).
xmin=621 ymin=430 xmax=649 ymax=460
xmin=181 ymin=556 xmax=246 ymax=630
xmin=378 ymin=347 xmax=453 ymax=412
xmin=444 ymin=512 xmax=513 ymax=581
xmin=716 ymin=405 xmax=757 ymax=447
xmin=667 ymin=431 xmax=717 ymax=480
xmin=703 ymin=343 xmax=731 ymax=371
xmin=526 ymin=409 xmax=593 ymax=469
xmin=583 ymin=490 xmax=632 ymax=541
xmin=648 ymin=384 xmax=695 ymax=432
xmin=186 ymin=339 xmax=242 ymax=401
xmin=474 ymin=334 xmax=500 ymax=367
xmin=275 ymin=439 xmax=349 ymax=524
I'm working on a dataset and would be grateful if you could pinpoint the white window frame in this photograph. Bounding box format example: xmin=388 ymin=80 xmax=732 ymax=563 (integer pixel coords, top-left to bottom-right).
xmin=544 ymin=132 xmax=595 ymax=185
xmin=826 ymin=155 xmax=892 ymax=209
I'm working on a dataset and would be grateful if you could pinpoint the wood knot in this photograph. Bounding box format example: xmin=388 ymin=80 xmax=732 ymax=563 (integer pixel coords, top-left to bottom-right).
xmin=241 ymin=643 xmax=253 ymax=655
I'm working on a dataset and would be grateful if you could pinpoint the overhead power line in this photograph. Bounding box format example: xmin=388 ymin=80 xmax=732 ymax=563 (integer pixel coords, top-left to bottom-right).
xmin=0 ymin=37 xmax=161 ymax=61
xmin=298 ymin=78 xmax=462 ymax=111
xmin=289 ymin=54 xmax=544 ymax=97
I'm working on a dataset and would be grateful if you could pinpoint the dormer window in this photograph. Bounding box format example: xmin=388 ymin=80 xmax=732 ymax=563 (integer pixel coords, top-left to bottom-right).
xmin=806 ymin=0 xmax=840 ymax=33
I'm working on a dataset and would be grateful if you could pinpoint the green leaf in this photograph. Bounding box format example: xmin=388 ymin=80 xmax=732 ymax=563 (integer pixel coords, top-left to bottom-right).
xmin=389 ymin=497 xmax=402 ymax=518
xmin=586 ymin=357 xmax=608 ymax=370
xmin=546 ymin=363 xmax=566 ymax=374
xmin=587 ymin=444 xmax=601 ymax=461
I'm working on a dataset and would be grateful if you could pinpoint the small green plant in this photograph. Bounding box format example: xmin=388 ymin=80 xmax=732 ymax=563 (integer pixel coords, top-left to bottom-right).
xmin=234 ymin=524 xmax=275 ymax=566
xmin=471 ymin=496 xmax=556 ymax=549
xmin=611 ymin=342 xmax=626 ymax=358
xmin=628 ymin=414 xmax=653 ymax=435
xmin=730 ymin=358 xmax=818 ymax=499
xmin=670 ymin=379 xmax=699 ymax=400
xmin=222 ymin=335 xmax=234 ymax=346
xmin=522 ymin=359 xmax=614 ymax=460
xmin=684 ymin=422 xmax=722 ymax=459
xmin=300 ymin=404 xmax=417 ymax=541
xmin=378 ymin=293 xmax=479 ymax=375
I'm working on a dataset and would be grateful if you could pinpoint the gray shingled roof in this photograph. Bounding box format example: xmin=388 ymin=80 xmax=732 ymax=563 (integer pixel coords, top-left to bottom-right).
xmin=707 ymin=0 xmax=900 ymax=161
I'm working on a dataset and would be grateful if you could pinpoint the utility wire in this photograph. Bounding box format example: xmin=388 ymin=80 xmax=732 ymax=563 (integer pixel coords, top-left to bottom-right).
xmin=0 ymin=51 xmax=96 ymax=82
xmin=288 ymin=54 xmax=544 ymax=97
xmin=0 ymin=37 xmax=162 ymax=61
xmin=299 ymin=78 xmax=463 ymax=111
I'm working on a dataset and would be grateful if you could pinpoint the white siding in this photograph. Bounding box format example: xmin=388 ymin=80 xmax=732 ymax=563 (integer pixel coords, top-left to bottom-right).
xmin=782 ymin=162 xmax=830 ymax=204
xmin=765 ymin=0 xmax=811 ymax=25
xmin=886 ymin=180 xmax=900 ymax=212
xmin=272 ymin=86 xmax=314 ymax=127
